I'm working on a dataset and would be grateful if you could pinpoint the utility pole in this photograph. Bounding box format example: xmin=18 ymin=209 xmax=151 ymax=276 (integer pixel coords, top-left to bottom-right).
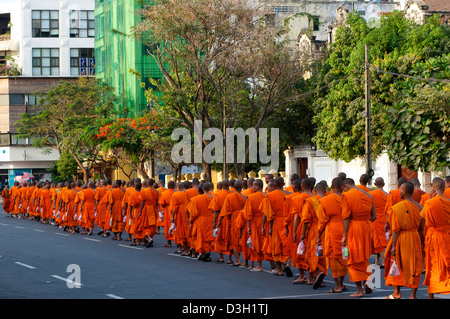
xmin=364 ymin=43 xmax=373 ymax=183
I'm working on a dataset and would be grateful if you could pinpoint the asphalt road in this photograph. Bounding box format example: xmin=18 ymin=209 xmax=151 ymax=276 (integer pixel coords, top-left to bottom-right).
xmin=0 ymin=210 xmax=442 ymax=300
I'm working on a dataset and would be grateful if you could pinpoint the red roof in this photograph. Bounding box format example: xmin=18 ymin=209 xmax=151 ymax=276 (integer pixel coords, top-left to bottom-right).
xmin=424 ymin=0 xmax=450 ymax=12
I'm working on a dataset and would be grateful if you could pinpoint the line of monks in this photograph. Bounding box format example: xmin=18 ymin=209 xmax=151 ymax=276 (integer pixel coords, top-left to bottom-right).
xmin=1 ymin=173 xmax=449 ymax=299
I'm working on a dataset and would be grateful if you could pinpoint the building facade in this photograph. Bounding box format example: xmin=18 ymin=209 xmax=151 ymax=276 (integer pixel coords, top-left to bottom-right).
xmin=0 ymin=0 xmax=95 ymax=187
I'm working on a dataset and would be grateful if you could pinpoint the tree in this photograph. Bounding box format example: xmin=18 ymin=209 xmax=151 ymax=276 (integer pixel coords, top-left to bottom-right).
xmin=16 ymin=78 xmax=118 ymax=182
xmin=133 ymin=0 xmax=306 ymax=180
xmin=312 ymin=11 xmax=450 ymax=172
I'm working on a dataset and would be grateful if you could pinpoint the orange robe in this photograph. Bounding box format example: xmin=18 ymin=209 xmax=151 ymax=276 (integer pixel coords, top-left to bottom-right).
xmin=317 ymin=193 xmax=347 ymax=278
xmin=40 ymin=189 xmax=52 ymax=220
xmin=357 ymin=185 xmax=371 ymax=193
xmin=34 ymin=188 xmax=43 ymax=217
xmin=209 ymin=189 xmax=232 ymax=254
xmin=170 ymin=190 xmax=188 ymax=246
xmin=159 ymin=188 xmax=175 ymax=241
xmin=2 ymin=188 xmax=11 ymax=213
xmin=187 ymin=194 xmax=214 ymax=254
xmin=129 ymin=190 xmax=143 ymax=239
xmin=243 ymin=191 xmax=266 ymax=262
xmin=290 ymin=193 xmax=312 ymax=270
xmin=108 ymin=188 xmax=125 ymax=233
xmin=185 ymin=188 xmax=199 ymax=246
xmin=283 ymin=192 xmax=301 ymax=259
xmin=235 ymin=210 xmax=251 ymax=261
xmin=385 ymin=189 xmax=402 ymax=218
xmin=95 ymin=187 xmax=109 ymax=230
xmin=138 ymin=187 xmax=157 ymax=237
xmin=302 ymin=195 xmax=327 ymax=275
xmin=421 ymin=195 xmax=450 ymax=295
xmin=9 ymin=186 xmax=19 ymax=214
xmin=384 ymin=200 xmax=423 ymax=288
xmin=55 ymin=188 xmax=66 ymax=225
xmin=264 ymin=189 xmax=290 ymax=263
xmin=413 ymin=189 xmax=426 ymax=203
xmin=63 ymin=189 xmax=78 ymax=227
xmin=420 ymin=193 xmax=431 ymax=206
xmin=81 ymin=188 xmax=96 ymax=229
xmin=19 ymin=187 xmax=28 ymax=214
xmin=156 ymin=186 xmax=167 ymax=227
xmin=218 ymin=191 xmax=247 ymax=254
xmin=123 ymin=187 xmax=136 ymax=236
xmin=342 ymin=188 xmax=373 ymax=282
xmin=242 ymin=188 xmax=255 ymax=197
xmin=370 ymin=189 xmax=388 ymax=254
xmin=26 ymin=186 xmax=36 ymax=215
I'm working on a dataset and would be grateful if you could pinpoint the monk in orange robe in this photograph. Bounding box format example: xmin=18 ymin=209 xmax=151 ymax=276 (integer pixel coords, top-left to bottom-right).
xmin=9 ymin=181 xmax=19 ymax=217
xmin=385 ymin=177 xmax=407 ymax=232
xmin=300 ymin=182 xmax=327 ymax=287
xmin=40 ymin=184 xmax=52 ymax=224
xmin=411 ymin=178 xmax=426 ymax=203
xmin=188 ymin=182 xmax=214 ymax=261
xmin=1 ymin=185 xmax=11 ymax=216
xmin=122 ymin=179 xmax=135 ymax=241
xmin=341 ymin=178 xmax=377 ymax=297
xmin=138 ymin=180 xmax=157 ymax=246
xmin=108 ymin=180 xmax=125 ymax=240
xmin=34 ymin=183 xmax=44 ymax=220
xmin=26 ymin=182 xmax=36 ymax=220
xmin=291 ymin=178 xmax=314 ymax=283
xmin=159 ymin=180 xmax=176 ymax=247
xmin=384 ymin=182 xmax=423 ymax=299
xmin=317 ymin=177 xmax=348 ymax=293
xmin=217 ymin=181 xmax=247 ymax=266
xmin=185 ymin=180 xmax=199 ymax=256
xmin=240 ymin=178 xmax=253 ymax=196
xmin=356 ymin=173 xmax=372 ymax=193
xmin=264 ymin=176 xmax=291 ymax=276
xmin=18 ymin=182 xmax=28 ymax=219
xmin=243 ymin=179 xmax=266 ymax=271
xmin=156 ymin=179 xmax=166 ymax=233
xmin=283 ymin=178 xmax=302 ymax=276
xmin=260 ymin=179 xmax=275 ymax=264
xmin=63 ymin=182 xmax=78 ymax=233
xmin=95 ymin=180 xmax=110 ymax=237
xmin=420 ymin=177 xmax=450 ymax=298
xmin=54 ymin=183 xmax=65 ymax=226
xmin=79 ymin=182 xmax=96 ymax=235
xmin=369 ymin=177 xmax=389 ymax=267
xmin=170 ymin=181 xmax=188 ymax=253
xmin=129 ymin=181 xmax=144 ymax=245
xmin=209 ymin=179 xmax=233 ymax=263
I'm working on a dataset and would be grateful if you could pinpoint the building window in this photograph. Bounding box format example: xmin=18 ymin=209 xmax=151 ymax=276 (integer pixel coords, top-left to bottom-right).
xmin=32 ymin=48 xmax=60 ymax=76
xmin=69 ymin=10 xmax=95 ymax=38
xmin=70 ymin=48 xmax=95 ymax=76
xmin=311 ymin=17 xmax=320 ymax=31
xmin=32 ymin=10 xmax=59 ymax=37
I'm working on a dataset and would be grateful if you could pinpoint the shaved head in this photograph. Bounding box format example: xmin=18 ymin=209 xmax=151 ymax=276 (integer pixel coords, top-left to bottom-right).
xmin=331 ymin=177 xmax=342 ymax=191
xmin=343 ymin=178 xmax=355 ymax=186
xmin=400 ymin=182 xmax=414 ymax=198
xmin=374 ymin=177 xmax=384 ymax=187
xmin=432 ymin=177 xmax=445 ymax=192
xmin=398 ymin=177 xmax=407 ymax=187
xmin=315 ymin=182 xmax=327 ymax=195
xmin=359 ymin=174 xmax=369 ymax=186
xmin=274 ymin=176 xmax=284 ymax=188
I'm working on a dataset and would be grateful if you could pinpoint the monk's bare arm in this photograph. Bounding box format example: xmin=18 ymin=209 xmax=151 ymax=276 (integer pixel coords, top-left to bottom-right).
xmin=341 ymin=217 xmax=350 ymax=246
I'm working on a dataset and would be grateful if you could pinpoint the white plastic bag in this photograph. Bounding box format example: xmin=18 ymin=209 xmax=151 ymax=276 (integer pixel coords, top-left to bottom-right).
xmin=297 ymin=240 xmax=306 ymax=255
xmin=246 ymin=236 xmax=253 ymax=249
xmin=389 ymin=260 xmax=400 ymax=277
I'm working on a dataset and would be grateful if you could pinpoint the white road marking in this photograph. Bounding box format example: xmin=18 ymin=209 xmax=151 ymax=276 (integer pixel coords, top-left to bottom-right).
xmin=118 ymin=244 xmax=143 ymax=250
xmin=51 ymin=275 xmax=83 ymax=287
xmin=55 ymin=232 xmax=70 ymax=236
xmin=14 ymin=226 xmax=25 ymax=229
xmin=33 ymin=229 xmax=45 ymax=232
xmin=83 ymin=238 xmax=101 ymax=242
xmin=106 ymin=294 xmax=124 ymax=299
xmin=0 ymin=223 xmax=9 ymax=226
xmin=15 ymin=262 xmax=36 ymax=269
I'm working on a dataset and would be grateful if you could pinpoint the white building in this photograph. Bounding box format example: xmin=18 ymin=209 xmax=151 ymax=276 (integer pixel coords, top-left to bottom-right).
xmin=0 ymin=0 xmax=95 ymax=187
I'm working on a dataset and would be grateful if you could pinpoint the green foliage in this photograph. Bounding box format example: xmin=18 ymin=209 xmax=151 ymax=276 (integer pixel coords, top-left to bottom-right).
xmin=312 ymin=11 xmax=450 ymax=171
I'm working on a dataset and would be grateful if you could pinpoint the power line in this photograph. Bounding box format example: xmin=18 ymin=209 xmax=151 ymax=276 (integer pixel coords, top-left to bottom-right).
xmin=370 ymin=65 xmax=450 ymax=83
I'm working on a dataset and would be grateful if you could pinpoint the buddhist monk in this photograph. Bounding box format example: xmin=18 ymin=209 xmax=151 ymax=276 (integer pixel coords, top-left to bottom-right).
xmin=63 ymin=182 xmax=78 ymax=234
xmin=444 ymin=176 xmax=450 ymax=198
xmin=260 ymin=179 xmax=275 ymax=265
xmin=79 ymin=182 xmax=97 ymax=236
xmin=283 ymin=178 xmax=302 ymax=276
xmin=185 ymin=180 xmax=199 ymax=256
xmin=341 ymin=178 xmax=377 ymax=297
xmin=384 ymin=182 xmax=423 ymax=299
xmin=264 ymin=174 xmax=274 ymax=193
xmin=109 ymin=180 xmax=126 ymax=241
xmin=285 ymin=174 xmax=300 ymax=193
xmin=26 ymin=182 xmax=36 ymax=220
xmin=243 ymin=179 xmax=266 ymax=271
xmin=170 ymin=181 xmax=188 ymax=254
xmin=291 ymin=178 xmax=314 ymax=283
xmin=217 ymin=180 xmax=247 ymax=266
xmin=420 ymin=177 xmax=450 ymax=298
xmin=122 ymin=179 xmax=135 ymax=241
xmin=264 ymin=176 xmax=291 ymax=276
xmin=411 ymin=178 xmax=426 ymax=204
xmin=209 ymin=179 xmax=233 ymax=263
xmin=129 ymin=181 xmax=144 ymax=246
xmin=370 ymin=177 xmax=389 ymax=268
xmin=1 ymin=185 xmax=11 ymax=217
xmin=357 ymin=174 xmax=372 ymax=193
xmin=40 ymin=183 xmax=52 ymax=224
xmin=156 ymin=179 xmax=166 ymax=234
xmin=188 ymin=182 xmax=214 ymax=262
xmin=385 ymin=177 xmax=407 ymax=233
xmin=138 ymin=180 xmax=157 ymax=247
xmin=301 ymin=182 xmax=327 ymax=288
xmin=95 ymin=180 xmax=110 ymax=237
xmin=9 ymin=181 xmax=19 ymax=218
xmin=317 ymin=177 xmax=348 ymax=293
xmin=159 ymin=180 xmax=176 ymax=247
xmin=242 ymin=178 xmax=255 ymax=196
